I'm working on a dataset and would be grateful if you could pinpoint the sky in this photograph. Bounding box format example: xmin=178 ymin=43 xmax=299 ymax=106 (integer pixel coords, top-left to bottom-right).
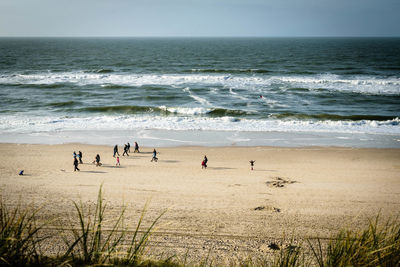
xmin=0 ymin=0 xmax=399 ymax=37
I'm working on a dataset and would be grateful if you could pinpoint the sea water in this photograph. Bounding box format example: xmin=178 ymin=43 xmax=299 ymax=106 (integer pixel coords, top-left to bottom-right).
xmin=0 ymin=37 xmax=399 ymax=147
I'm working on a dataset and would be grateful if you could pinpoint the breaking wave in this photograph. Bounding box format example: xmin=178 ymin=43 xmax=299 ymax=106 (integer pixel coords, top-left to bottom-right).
xmin=1 ymin=72 xmax=399 ymax=95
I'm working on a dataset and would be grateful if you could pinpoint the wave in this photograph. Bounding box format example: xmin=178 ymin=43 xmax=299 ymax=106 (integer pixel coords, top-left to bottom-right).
xmin=13 ymin=83 xmax=66 ymax=89
xmin=100 ymin=84 xmax=133 ymax=89
xmin=208 ymin=108 xmax=252 ymax=117
xmin=1 ymin=115 xmax=399 ymax=136
xmin=48 ymin=101 xmax=77 ymax=107
xmin=76 ymin=105 xmax=167 ymax=114
xmin=1 ymin=72 xmax=399 ymax=95
xmin=188 ymin=68 xmax=271 ymax=74
xmin=160 ymin=106 xmax=210 ymax=115
xmin=182 ymin=87 xmax=211 ymax=105
xmin=72 ymin=104 xmax=255 ymax=117
xmin=272 ymin=113 xmax=398 ymax=121
xmin=84 ymin=69 xmax=115 ymax=74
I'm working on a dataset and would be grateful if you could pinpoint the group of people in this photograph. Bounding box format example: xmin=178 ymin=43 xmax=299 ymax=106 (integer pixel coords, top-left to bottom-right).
xmin=113 ymin=142 xmax=142 ymax=166
xmin=73 ymin=142 xmax=257 ymax=171
xmin=73 ymin=142 xmax=146 ymax=170
xmin=73 ymin=151 xmax=83 ymax=171
xmin=114 ymin=142 xmax=140 ymax=157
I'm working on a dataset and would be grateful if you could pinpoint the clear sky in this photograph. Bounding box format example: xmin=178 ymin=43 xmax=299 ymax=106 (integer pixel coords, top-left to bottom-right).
xmin=0 ymin=0 xmax=399 ymax=37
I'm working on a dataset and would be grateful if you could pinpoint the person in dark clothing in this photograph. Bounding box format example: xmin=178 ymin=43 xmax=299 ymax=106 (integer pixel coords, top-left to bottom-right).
xmin=78 ymin=151 xmax=83 ymax=164
xmin=203 ymin=155 xmax=208 ymax=168
xmin=74 ymin=158 xmax=80 ymax=171
xmin=134 ymin=142 xmax=139 ymax=153
xmin=123 ymin=144 xmax=129 ymax=156
xmin=249 ymin=160 xmax=256 ymax=170
xmin=151 ymin=149 xmax=158 ymax=162
xmin=73 ymin=151 xmax=77 ymax=159
xmin=113 ymin=145 xmax=119 ymax=157
xmin=127 ymin=142 xmax=131 ymax=153
xmin=95 ymin=154 xmax=101 ymax=166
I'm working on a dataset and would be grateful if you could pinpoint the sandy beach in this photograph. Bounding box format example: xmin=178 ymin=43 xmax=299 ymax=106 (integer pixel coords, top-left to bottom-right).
xmin=1 ymin=143 xmax=400 ymax=262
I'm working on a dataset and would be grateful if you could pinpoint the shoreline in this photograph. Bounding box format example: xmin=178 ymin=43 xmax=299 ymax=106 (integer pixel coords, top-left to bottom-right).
xmin=3 ymin=141 xmax=400 ymax=149
xmin=1 ymin=143 xmax=400 ymax=262
xmin=1 ymin=128 xmax=399 ymax=148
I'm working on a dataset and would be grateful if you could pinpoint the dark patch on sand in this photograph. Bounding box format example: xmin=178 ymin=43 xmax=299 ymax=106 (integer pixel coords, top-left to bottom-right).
xmin=273 ymin=207 xmax=281 ymax=212
xmin=266 ymin=177 xmax=296 ymax=188
xmin=254 ymin=206 xmax=281 ymax=212
xmin=268 ymin=242 xmax=280 ymax=250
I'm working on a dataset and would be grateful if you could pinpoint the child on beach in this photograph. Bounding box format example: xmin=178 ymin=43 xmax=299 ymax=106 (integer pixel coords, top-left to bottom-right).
xmin=202 ymin=155 xmax=208 ymax=169
xmin=201 ymin=160 xmax=206 ymax=169
xmin=249 ymin=160 xmax=256 ymax=170
xmin=151 ymin=149 xmax=158 ymax=162
xmin=116 ymin=156 xmax=120 ymax=166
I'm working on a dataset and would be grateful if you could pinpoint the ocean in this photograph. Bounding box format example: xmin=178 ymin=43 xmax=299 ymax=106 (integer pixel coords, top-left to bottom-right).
xmin=0 ymin=37 xmax=399 ymax=147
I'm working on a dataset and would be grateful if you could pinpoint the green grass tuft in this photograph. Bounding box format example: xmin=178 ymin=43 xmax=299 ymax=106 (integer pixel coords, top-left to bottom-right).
xmin=0 ymin=199 xmax=48 ymax=267
xmin=61 ymin=185 xmax=127 ymax=265
xmin=1 ymin=187 xmax=400 ymax=266
xmin=308 ymin=215 xmax=400 ymax=267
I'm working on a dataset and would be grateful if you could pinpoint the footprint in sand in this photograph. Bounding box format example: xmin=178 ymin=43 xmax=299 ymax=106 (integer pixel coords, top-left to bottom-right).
xmin=266 ymin=177 xmax=296 ymax=188
xmin=254 ymin=206 xmax=281 ymax=212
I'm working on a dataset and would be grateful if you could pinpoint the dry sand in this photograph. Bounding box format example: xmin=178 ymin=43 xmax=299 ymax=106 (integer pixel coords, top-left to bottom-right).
xmin=1 ymin=143 xmax=400 ymax=263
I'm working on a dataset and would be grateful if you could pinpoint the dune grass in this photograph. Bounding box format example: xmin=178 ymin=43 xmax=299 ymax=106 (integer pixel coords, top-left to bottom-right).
xmin=308 ymin=216 xmax=400 ymax=267
xmin=0 ymin=199 xmax=48 ymax=266
xmin=61 ymin=185 xmax=168 ymax=266
xmin=61 ymin=185 xmax=127 ymax=265
xmin=1 ymin=188 xmax=399 ymax=266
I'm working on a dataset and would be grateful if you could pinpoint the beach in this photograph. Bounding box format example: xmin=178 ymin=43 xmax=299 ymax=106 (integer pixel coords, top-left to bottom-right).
xmin=1 ymin=143 xmax=399 ymax=262
xmin=1 ymin=38 xmax=399 ymax=263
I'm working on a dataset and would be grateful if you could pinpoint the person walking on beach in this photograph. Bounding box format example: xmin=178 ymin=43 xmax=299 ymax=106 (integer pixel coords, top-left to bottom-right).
xmin=249 ymin=160 xmax=256 ymax=170
xmin=74 ymin=157 xmax=80 ymax=172
xmin=123 ymin=144 xmax=129 ymax=156
xmin=78 ymin=151 xmax=83 ymax=164
xmin=134 ymin=142 xmax=140 ymax=153
xmin=201 ymin=160 xmax=206 ymax=169
xmin=113 ymin=145 xmax=119 ymax=157
xmin=151 ymin=149 xmax=158 ymax=162
xmin=73 ymin=151 xmax=77 ymax=159
xmin=116 ymin=156 xmax=120 ymax=166
xmin=127 ymin=142 xmax=131 ymax=153
xmin=202 ymin=155 xmax=208 ymax=169
xmin=95 ymin=154 xmax=101 ymax=166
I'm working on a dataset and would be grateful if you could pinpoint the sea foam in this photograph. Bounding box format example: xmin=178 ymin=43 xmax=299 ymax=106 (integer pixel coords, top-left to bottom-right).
xmin=1 ymin=72 xmax=399 ymax=95
xmin=1 ymin=114 xmax=399 ymax=135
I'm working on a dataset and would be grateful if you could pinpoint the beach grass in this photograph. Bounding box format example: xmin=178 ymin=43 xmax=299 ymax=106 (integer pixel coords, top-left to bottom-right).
xmin=61 ymin=185 xmax=127 ymax=265
xmin=307 ymin=215 xmax=400 ymax=267
xmin=0 ymin=199 xmax=49 ymax=266
xmin=1 ymin=188 xmax=400 ymax=266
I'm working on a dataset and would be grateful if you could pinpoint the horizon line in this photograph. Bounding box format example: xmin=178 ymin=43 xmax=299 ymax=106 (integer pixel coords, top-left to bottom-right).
xmin=0 ymin=35 xmax=399 ymax=38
